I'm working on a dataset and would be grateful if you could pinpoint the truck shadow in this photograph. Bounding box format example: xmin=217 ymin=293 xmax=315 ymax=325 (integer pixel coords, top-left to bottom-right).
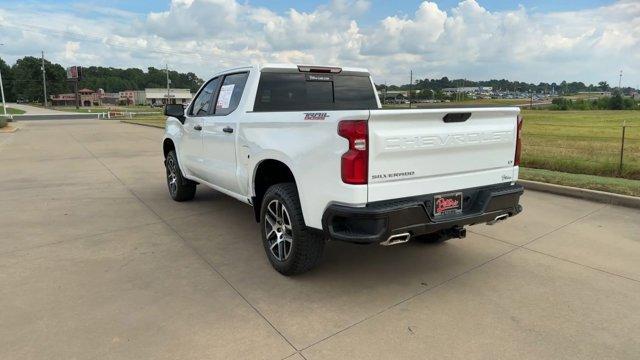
xmin=167 ymin=188 xmax=511 ymax=346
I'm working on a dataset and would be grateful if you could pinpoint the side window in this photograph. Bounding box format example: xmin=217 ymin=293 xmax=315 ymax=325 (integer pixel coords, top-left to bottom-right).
xmin=215 ymin=72 xmax=249 ymax=116
xmin=189 ymin=77 xmax=220 ymax=116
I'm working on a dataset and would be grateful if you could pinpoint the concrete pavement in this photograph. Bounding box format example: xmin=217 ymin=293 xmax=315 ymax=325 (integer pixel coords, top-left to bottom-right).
xmin=1 ymin=120 xmax=639 ymax=359
xmin=6 ymin=102 xmax=77 ymax=115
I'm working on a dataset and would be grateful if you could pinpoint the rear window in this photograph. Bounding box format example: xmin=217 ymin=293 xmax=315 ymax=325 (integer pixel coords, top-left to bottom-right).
xmin=254 ymin=72 xmax=377 ymax=112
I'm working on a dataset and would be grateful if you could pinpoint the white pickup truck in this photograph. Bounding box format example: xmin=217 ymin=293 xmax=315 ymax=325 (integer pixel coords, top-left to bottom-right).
xmin=163 ymin=64 xmax=524 ymax=275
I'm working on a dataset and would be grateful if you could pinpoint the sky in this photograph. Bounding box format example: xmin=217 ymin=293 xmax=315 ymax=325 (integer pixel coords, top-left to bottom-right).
xmin=0 ymin=0 xmax=638 ymax=87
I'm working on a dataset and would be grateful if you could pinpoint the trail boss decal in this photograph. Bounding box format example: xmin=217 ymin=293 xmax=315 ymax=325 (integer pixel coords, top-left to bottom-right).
xmin=304 ymin=113 xmax=330 ymax=121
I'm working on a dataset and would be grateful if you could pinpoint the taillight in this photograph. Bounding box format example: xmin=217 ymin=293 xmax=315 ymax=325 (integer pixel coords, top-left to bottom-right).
xmin=338 ymin=120 xmax=368 ymax=184
xmin=514 ymin=115 xmax=524 ymax=166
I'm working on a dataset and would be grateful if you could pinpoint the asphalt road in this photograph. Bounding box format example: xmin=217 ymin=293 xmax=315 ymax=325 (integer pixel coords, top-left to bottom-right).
xmin=1 ymin=120 xmax=639 ymax=359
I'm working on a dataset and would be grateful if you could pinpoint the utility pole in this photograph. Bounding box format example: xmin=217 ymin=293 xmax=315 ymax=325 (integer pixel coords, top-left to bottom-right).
xmin=409 ymin=70 xmax=413 ymax=109
xmin=530 ymin=89 xmax=534 ymax=110
xmin=41 ymin=51 xmax=48 ymax=107
xmin=0 ymin=43 xmax=6 ymax=116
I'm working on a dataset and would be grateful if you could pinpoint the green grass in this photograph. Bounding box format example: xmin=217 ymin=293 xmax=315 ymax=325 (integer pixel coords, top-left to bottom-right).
xmin=52 ymin=105 xmax=162 ymax=113
xmin=520 ymin=110 xmax=640 ymax=180
xmin=520 ymin=167 xmax=640 ymax=197
xmin=0 ymin=106 xmax=26 ymax=115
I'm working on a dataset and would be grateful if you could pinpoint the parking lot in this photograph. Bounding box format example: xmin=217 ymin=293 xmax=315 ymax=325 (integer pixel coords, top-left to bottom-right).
xmin=1 ymin=120 xmax=639 ymax=359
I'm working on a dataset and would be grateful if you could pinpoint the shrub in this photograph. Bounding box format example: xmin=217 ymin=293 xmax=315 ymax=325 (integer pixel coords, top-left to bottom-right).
xmin=550 ymin=94 xmax=639 ymax=110
xmin=0 ymin=116 xmax=7 ymax=128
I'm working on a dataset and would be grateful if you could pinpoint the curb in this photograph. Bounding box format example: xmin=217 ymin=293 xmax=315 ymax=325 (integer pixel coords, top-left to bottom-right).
xmin=120 ymin=120 xmax=164 ymax=129
xmin=518 ymin=179 xmax=640 ymax=209
xmin=11 ymin=114 xmax=101 ymax=121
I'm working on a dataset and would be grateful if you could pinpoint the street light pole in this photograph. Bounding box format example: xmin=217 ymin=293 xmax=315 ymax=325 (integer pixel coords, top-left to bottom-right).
xmin=41 ymin=51 xmax=48 ymax=107
xmin=0 ymin=43 xmax=6 ymax=116
xmin=0 ymin=67 xmax=6 ymax=116
xmin=409 ymin=70 xmax=413 ymax=109
xmin=166 ymin=63 xmax=170 ymax=105
xmin=618 ymin=70 xmax=623 ymax=90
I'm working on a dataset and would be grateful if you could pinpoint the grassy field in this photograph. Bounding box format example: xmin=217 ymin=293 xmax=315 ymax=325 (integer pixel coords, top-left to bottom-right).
xmin=119 ymin=113 xmax=165 ymax=128
xmin=520 ymin=110 xmax=640 ymax=180
xmin=0 ymin=106 xmax=26 ymax=115
xmin=52 ymin=105 xmax=162 ymax=113
xmin=519 ymin=167 xmax=640 ymax=197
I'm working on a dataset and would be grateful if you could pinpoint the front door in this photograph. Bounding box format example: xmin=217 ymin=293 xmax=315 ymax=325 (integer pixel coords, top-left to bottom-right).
xmin=202 ymin=72 xmax=249 ymax=194
xmin=180 ymin=77 xmax=221 ymax=179
xmin=180 ymin=115 xmax=204 ymax=177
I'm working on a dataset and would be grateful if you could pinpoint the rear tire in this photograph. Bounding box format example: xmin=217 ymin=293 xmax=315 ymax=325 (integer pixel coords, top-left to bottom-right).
xmin=260 ymin=183 xmax=324 ymax=275
xmin=165 ymin=150 xmax=196 ymax=202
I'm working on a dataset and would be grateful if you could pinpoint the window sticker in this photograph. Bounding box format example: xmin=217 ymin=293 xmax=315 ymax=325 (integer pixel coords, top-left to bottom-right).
xmin=217 ymin=84 xmax=235 ymax=109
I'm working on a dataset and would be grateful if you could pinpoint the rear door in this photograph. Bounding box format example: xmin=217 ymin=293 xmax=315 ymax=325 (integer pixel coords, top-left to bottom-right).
xmin=201 ymin=72 xmax=249 ymax=193
xmin=367 ymin=108 xmax=519 ymax=202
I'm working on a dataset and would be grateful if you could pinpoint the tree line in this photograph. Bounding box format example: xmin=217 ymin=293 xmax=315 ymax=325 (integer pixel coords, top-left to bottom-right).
xmin=0 ymin=56 xmax=204 ymax=103
xmin=376 ymin=76 xmax=635 ymax=98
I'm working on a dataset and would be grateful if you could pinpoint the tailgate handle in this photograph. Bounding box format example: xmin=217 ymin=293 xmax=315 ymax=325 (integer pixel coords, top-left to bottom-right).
xmin=443 ymin=113 xmax=471 ymax=123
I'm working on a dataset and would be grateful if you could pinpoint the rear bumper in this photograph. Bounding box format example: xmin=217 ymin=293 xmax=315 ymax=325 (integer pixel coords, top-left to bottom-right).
xmin=321 ymin=183 xmax=523 ymax=244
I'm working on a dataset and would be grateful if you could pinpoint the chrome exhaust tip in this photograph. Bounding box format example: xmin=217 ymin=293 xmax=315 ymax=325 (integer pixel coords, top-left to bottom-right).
xmin=380 ymin=232 xmax=411 ymax=246
xmin=486 ymin=213 xmax=509 ymax=225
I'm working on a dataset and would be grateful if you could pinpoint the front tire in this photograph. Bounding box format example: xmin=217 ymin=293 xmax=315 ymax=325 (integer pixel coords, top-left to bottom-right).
xmin=260 ymin=183 xmax=324 ymax=275
xmin=165 ymin=150 xmax=196 ymax=202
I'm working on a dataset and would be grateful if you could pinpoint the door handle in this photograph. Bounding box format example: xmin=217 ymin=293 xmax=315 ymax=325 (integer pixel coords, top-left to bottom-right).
xmin=193 ymin=125 xmax=202 ymax=131
xmin=223 ymin=126 xmax=234 ymax=134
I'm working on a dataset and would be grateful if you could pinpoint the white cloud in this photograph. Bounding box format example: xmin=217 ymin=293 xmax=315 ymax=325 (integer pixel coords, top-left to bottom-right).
xmin=0 ymin=0 xmax=638 ymax=86
xmin=63 ymin=42 xmax=80 ymax=60
xmin=363 ymin=1 xmax=447 ymax=55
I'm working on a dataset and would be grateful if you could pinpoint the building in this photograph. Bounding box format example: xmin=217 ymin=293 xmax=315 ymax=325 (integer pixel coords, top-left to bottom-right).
xmin=144 ymin=88 xmax=192 ymax=106
xmin=577 ymin=91 xmax=612 ymax=97
xmin=101 ymin=92 xmax=120 ymax=105
xmin=380 ymin=90 xmax=421 ymax=104
xmin=51 ymin=88 xmax=191 ymax=107
xmin=119 ymin=90 xmax=146 ymax=106
xmin=51 ymin=88 xmax=102 ymax=107
xmin=49 ymin=93 xmax=77 ymax=106
xmin=119 ymin=90 xmax=135 ymax=106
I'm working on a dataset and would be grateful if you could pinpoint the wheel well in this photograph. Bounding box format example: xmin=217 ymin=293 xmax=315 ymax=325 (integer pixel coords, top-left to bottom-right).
xmin=252 ymin=160 xmax=296 ymax=222
xmin=163 ymin=139 xmax=175 ymax=158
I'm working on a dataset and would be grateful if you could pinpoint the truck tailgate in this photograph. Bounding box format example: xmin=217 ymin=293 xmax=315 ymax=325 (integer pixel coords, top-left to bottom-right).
xmin=367 ymin=108 xmax=519 ymax=202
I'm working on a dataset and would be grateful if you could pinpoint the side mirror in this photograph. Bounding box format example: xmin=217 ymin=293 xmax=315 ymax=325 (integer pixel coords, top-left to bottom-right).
xmin=164 ymin=104 xmax=186 ymax=123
